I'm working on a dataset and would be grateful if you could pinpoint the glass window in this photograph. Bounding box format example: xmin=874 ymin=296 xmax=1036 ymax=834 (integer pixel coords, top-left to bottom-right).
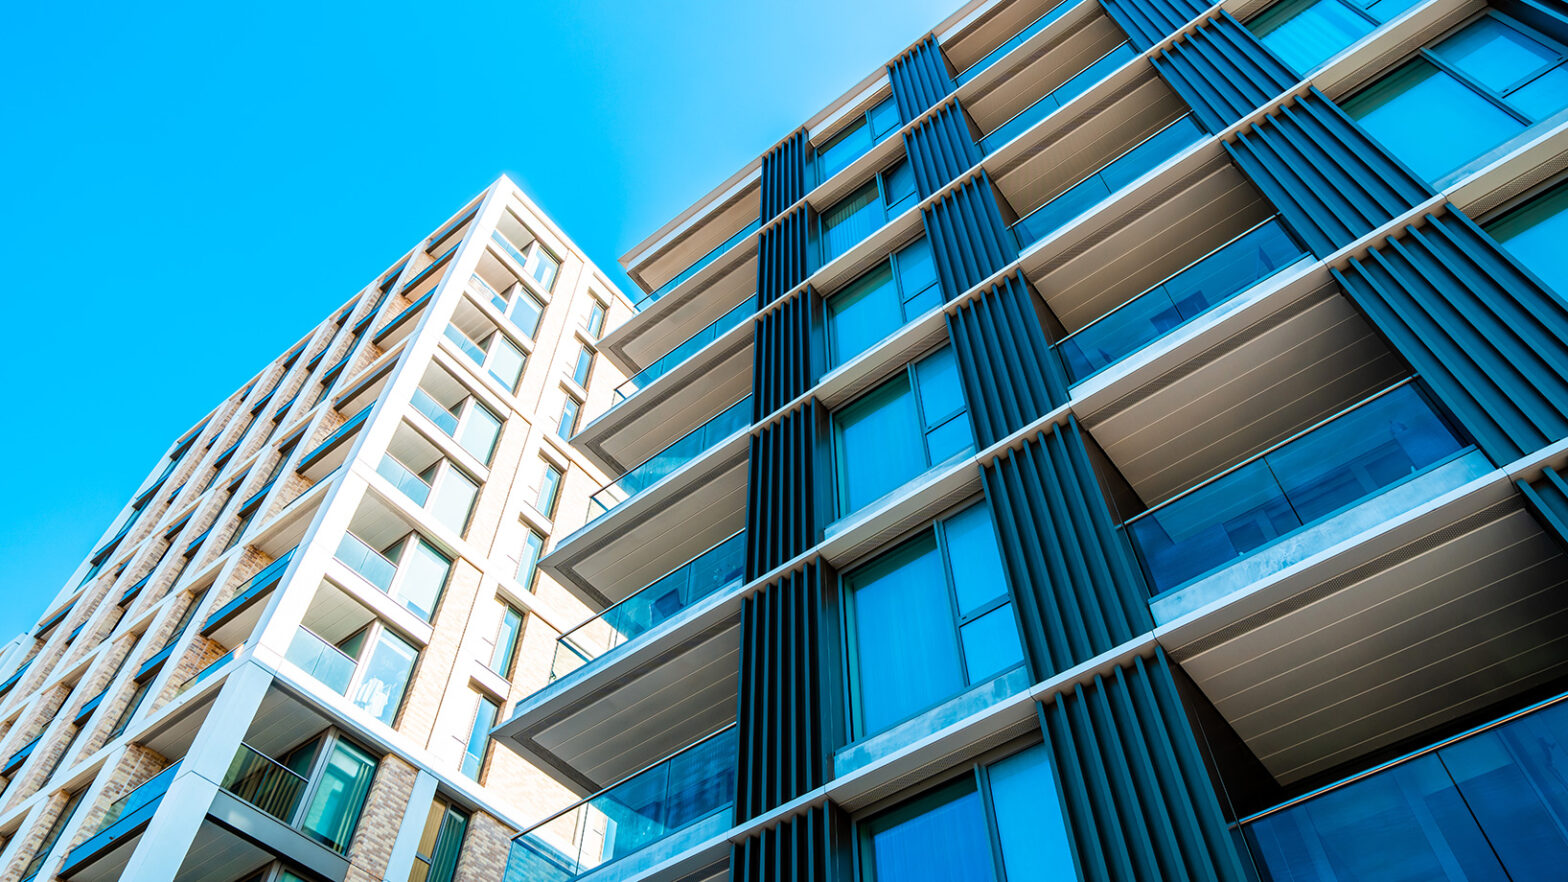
xmin=462 ymin=694 xmax=499 ymax=779
xmin=833 ymin=348 xmax=974 ymax=517
xmin=301 ymin=738 xmax=377 ymax=852
xmin=524 ymin=245 xmax=560 ymax=292
xmin=409 ymin=797 xmax=469 ymax=882
xmin=537 ymin=463 xmax=563 ymax=517
xmin=456 ymin=401 xmax=502 ymax=465
xmin=1249 ymin=0 xmax=1374 ymax=72
xmin=586 ymin=300 xmax=608 ymax=337
xmin=108 ymin=678 xmax=153 ymax=738
xmin=827 ymin=238 xmax=943 ymax=366
xmin=510 ymin=289 xmax=545 ymax=340
xmin=861 ymin=743 xmax=1075 ymax=882
xmin=516 ymin=529 xmax=546 ymax=591
xmin=846 ymin=504 xmax=1022 ymax=737
xmin=821 ymin=179 xmax=883 ymax=264
xmin=487 ymin=337 xmax=526 ymax=393
xmin=492 ymin=604 xmax=525 ymax=676
xmin=1485 ymin=178 xmax=1568 ymax=297
xmin=1342 ymin=16 xmax=1567 ymax=183
xmin=429 ymin=468 xmax=479 ymax=537
xmin=558 ymin=396 xmax=581 ymax=440
xmin=392 ymin=539 xmax=450 ymax=621
xmin=572 ymin=344 xmax=595 ymax=387
xmin=817 ymin=118 xmax=871 ymax=182
xmin=352 ymin=628 xmax=417 ymax=726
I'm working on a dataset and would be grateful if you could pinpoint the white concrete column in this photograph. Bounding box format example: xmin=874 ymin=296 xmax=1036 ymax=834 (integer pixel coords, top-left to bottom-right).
xmin=115 ymin=661 xmax=273 ymax=881
xmin=383 ymin=769 xmax=440 ymax=882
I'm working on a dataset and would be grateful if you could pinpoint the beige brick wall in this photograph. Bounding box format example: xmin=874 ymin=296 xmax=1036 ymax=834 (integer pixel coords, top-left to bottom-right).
xmin=61 ymin=745 xmax=170 ymax=856
xmin=344 ymin=753 xmax=418 ymax=882
xmin=398 ymin=561 xmax=486 ymax=746
xmin=454 ymin=809 xmax=513 ymax=882
xmin=0 ymin=788 xmax=73 ymax=882
xmin=147 ymin=637 xmax=227 ymax=715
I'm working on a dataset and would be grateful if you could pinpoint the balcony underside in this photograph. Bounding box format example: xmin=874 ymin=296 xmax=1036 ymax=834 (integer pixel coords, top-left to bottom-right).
xmin=1164 ymin=475 xmax=1568 ymax=787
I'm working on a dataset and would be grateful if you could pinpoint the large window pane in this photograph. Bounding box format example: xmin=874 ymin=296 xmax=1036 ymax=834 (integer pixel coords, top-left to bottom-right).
xmin=828 ymin=262 xmax=901 ymax=365
xmin=836 ymin=377 xmax=924 ymax=514
xmin=301 ymin=739 xmax=377 ymax=852
xmin=945 ymin=505 xmax=1009 ymax=615
xmin=1343 ymin=57 xmax=1525 ymax=182
xmin=821 ymin=179 xmax=884 ymax=264
xmin=958 ymin=606 xmax=1025 ymax=681
xmin=395 ymin=540 xmax=450 ymax=621
xmin=988 ymin=744 xmax=1077 ymax=881
xmin=487 ymin=337 xmax=526 ymax=392
xmin=1250 ymin=0 xmax=1374 ymax=73
xmin=1486 ymin=179 xmax=1568 ymax=297
xmin=456 ymin=403 xmax=502 ymax=465
xmin=1432 ymin=17 xmax=1557 ymax=93
xmin=353 ymin=629 xmax=417 ymax=725
xmin=867 ymin=780 xmax=994 ymax=882
xmin=462 ymin=695 xmax=499 ymax=778
xmin=429 ymin=470 xmax=478 ymax=536
xmin=850 ymin=539 xmax=963 ymax=734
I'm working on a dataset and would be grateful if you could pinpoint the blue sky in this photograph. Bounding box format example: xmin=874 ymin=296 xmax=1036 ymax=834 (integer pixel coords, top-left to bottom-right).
xmin=0 ymin=0 xmax=957 ymax=638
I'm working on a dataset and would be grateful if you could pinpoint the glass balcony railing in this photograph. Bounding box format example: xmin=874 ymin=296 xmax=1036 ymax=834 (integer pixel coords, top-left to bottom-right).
xmin=376 ymin=456 xmax=433 ymax=507
xmin=1059 ymin=218 xmax=1308 ymax=381
xmin=588 ymin=396 xmax=752 ymax=518
xmin=222 ymin=742 xmax=307 ymax=823
xmin=981 ymin=42 xmax=1138 ymax=153
xmin=176 ymin=646 xmax=238 ymax=697
xmin=443 ymin=324 xmax=488 ymax=365
xmin=491 ymin=230 xmax=529 ymax=268
xmin=614 ymin=298 xmax=756 ymax=403
xmin=1126 ymin=382 xmax=1467 ymax=595
xmin=59 ymin=762 xmax=181 ymax=873
xmin=334 ymin=533 xmax=398 ymax=591
xmin=958 ymin=0 xmax=1090 ymax=85
xmin=411 ymin=388 xmax=461 ymax=437
xmin=635 ymin=219 xmax=763 ymax=311
xmin=1242 ymin=688 xmax=1568 ymax=881
xmin=284 ymin=627 xmax=356 ymax=695
xmin=550 ymin=531 xmax=746 ymax=681
xmin=504 ymin=727 xmax=738 ymax=882
xmin=1012 ymin=115 xmax=1206 ymax=248
xmin=298 ymin=408 xmax=370 ymax=468
xmin=203 ymin=548 xmax=296 ymax=632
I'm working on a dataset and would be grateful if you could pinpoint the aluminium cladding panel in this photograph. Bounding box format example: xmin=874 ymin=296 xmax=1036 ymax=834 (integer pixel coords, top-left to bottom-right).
xmin=1224 ymin=89 xmax=1434 ymax=258
xmin=763 ymin=129 xmax=813 ymax=224
xmin=1520 ymin=466 xmax=1568 ymax=549
xmin=1100 ymin=0 xmax=1212 ymax=50
xmin=1334 ymin=208 xmax=1568 ymax=465
xmin=1039 ymin=650 xmax=1251 ymax=882
xmin=758 ymin=205 xmax=813 ymax=307
xmin=1150 ymin=12 xmax=1299 ymax=134
xmin=735 ymin=563 xmax=836 ymax=822
xmin=732 ymin=801 xmax=851 ymax=881
xmin=753 ymin=292 xmax=819 ymax=421
xmin=921 ymin=171 xmax=1020 ymax=301
xmin=903 ymin=101 xmax=985 ymax=200
xmin=982 ymin=418 xmax=1152 ymax=681
xmin=745 ymin=401 xmax=823 ymax=582
xmin=948 ymin=272 xmax=1070 ymax=447
xmin=888 ymin=34 xmax=956 ymax=123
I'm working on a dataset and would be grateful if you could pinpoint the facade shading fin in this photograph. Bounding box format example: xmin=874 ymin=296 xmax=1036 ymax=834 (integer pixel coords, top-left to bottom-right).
xmin=753 ymin=293 xmax=817 ymax=421
xmin=758 ymin=205 xmax=812 ymax=307
xmin=1100 ymin=0 xmax=1211 ymax=50
xmin=921 ymin=172 xmax=1019 ymax=300
xmin=1152 ymin=12 xmax=1298 ymax=132
xmin=762 ymin=129 xmax=812 ymax=223
xmin=888 ymin=35 xmax=955 ymax=122
xmin=745 ymin=402 xmax=821 ymax=581
xmin=948 ymin=273 xmax=1069 ymax=446
xmin=903 ymin=101 xmax=984 ymax=199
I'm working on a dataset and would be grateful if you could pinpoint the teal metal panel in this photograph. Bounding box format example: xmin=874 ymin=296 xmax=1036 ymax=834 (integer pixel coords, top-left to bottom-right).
xmin=1225 ymin=89 xmax=1432 ymax=257
xmin=735 ymin=564 xmax=833 ymax=822
xmin=731 ymin=801 xmax=850 ymax=880
xmin=1519 ymin=466 xmax=1568 ymax=548
xmin=1039 ymin=651 xmax=1251 ymax=882
xmin=753 ymin=293 xmax=818 ymax=421
xmin=1152 ymin=12 xmax=1297 ymax=133
xmin=903 ymin=101 xmax=983 ymax=199
xmin=1334 ymin=208 xmax=1568 ymax=465
xmin=1101 ymin=0 xmax=1210 ymax=50
xmin=982 ymin=419 xmax=1151 ymax=680
xmin=745 ymin=401 xmax=821 ymax=581
xmin=948 ymin=273 xmax=1069 ymax=446
xmin=758 ymin=205 xmax=812 ymax=307
xmin=888 ymin=35 xmax=954 ymax=122
xmin=921 ymin=171 xmax=1019 ymax=300
xmin=763 ymin=129 xmax=812 ymax=223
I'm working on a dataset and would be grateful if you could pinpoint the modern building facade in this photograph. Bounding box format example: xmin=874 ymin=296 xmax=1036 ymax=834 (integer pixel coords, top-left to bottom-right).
xmin=0 ymin=176 xmax=635 ymax=882
xmin=497 ymin=0 xmax=1568 ymax=879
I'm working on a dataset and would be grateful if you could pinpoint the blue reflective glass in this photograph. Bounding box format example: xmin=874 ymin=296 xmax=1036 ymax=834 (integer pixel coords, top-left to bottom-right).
xmin=955 ymin=0 xmax=1086 ymax=85
xmin=836 ymin=377 xmax=925 ymax=514
xmin=915 ymin=347 xmax=965 ymax=424
xmin=821 ymin=179 xmax=884 ymax=263
xmin=868 ymin=781 xmax=994 ymax=882
xmin=868 ymin=97 xmax=903 ymax=140
xmin=1440 ymin=701 xmax=1568 ymax=878
xmin=1363 ymin=0 xmax=1422 ymax=21
xmin=1432 ymin=16 xmax=1557 ymax=93
xmin=1343 ymin=57 xmax=1525 ymax=182
xmin=988 ymin=744 xmax=1078 ymax=882
xmin=896 ymin=238 xmax=940 ymax=303
xmin=828 ymin=261 xmax=901 ymax=365
xmin=1509 ymin=64 xmax=1568 ymax=118
xmin=884 ymin=159 xmax=919 ymax=216
xmin=850 ymin=538 xmax=964 ymax=735
xmin=1486 ymin=179 xmax=1568 ymax=297
xmin=958 ymin=605 xmax=1024 ymax=680
xmin=1250 ymin=0 xmax=1374 ymax=73
xmin=945 ymin=505 xmax=1010 ymax=615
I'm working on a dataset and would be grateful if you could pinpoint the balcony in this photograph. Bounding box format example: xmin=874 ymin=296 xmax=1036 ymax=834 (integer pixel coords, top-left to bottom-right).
xmin=955 ymin=0 xmax=1090 ymax=86
xmin=283 ymin=626 xmax=356 ymax=695
xmin=1128 ymin=382 xmax=1477 ymax=602
xmin=222 ymin=742 xmax=308 ymax=823
xmin=1241 ymin=690 xmax=1568 ymax=880
xmin=550 ymin=531 xmax=745 ymax=682
xmin=1058 ymin=218 xmax=1308 ymax=382
xmin=1011 ymin=115 xmax=1206 ymax=249
xmin=613 ymin=298 xmax=754 ymax=404
xmin=295 ymin=407 xmax=370 ymax=477
xmin=58 ymin=762 xmax=181 ymax=878
xmin=376 ymin=456 xmax=432 ymax=507
xmin=175 ymin=647 xmax=238 ymax=698
xmin=981 ymin=41 xmax=1137 ymax=153
xmin=411 ymin=387 xmax=461 ymax=436
xmin=203 ymin=549 xmax=295 ymax=645
xmin=636 ymin=220 xmax=760 ymax=311
xmin=504 ymin=727 xmax=736 ymax=882
xmin=335 ymin=533 xmax=398 ymax=593
xmin=587 ymin=396 xmax=752 ymax=521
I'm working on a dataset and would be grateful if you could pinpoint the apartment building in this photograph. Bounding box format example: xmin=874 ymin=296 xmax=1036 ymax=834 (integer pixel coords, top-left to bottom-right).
xmin=0 ymin=176 xmax=633 ymax=882
xmin=496 ymin=0 xmax=1568 ymax=879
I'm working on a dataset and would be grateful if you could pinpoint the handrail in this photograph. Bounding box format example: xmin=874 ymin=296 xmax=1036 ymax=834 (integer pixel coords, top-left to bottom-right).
xmin=613 ymin=297 xmax=756 ymax=402
xmin=633 ymin=219 xmax=763 ymax=311
xmin=588 ymin=396 xmax=752 ymax=515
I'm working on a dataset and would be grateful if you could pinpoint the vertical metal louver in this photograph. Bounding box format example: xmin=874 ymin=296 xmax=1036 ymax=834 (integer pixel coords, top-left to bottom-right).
xmin=745 ymin=401 xmax=821 ymax=582
xmin=1152 ymin=12 xmax=1298 ymax=132
xmin=903 ymin=101 xmax=983 ymax=199
xmin=948 ymin=273 xmax=1068 ymax=447
xmin=921 ymin=171 xmax=1019 ymax=300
